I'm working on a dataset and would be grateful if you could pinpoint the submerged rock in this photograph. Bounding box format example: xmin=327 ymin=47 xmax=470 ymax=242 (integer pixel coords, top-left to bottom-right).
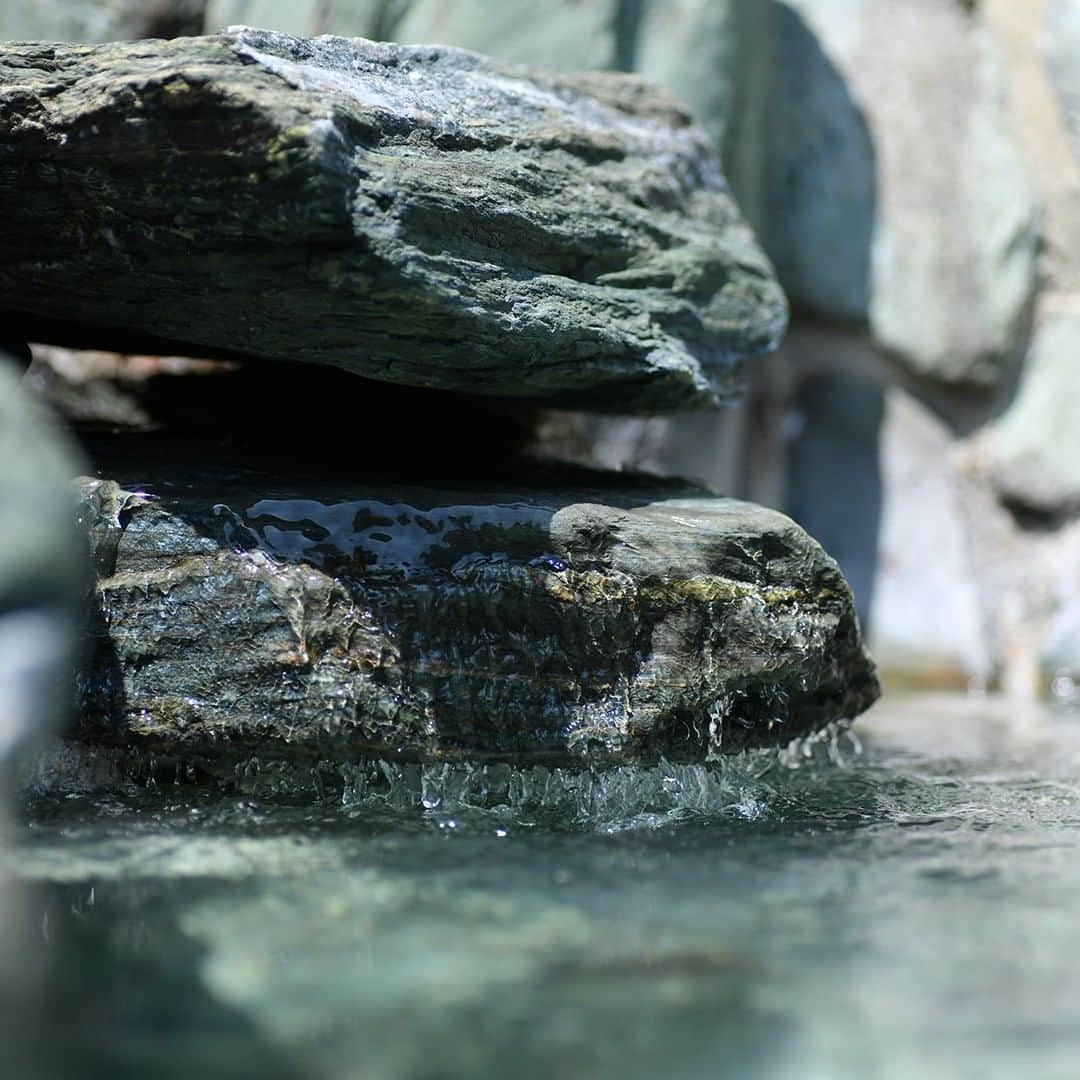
xmin=0 ymin=29 xmax=785 ymax=413
xmin=74 ymin=446 xmax=877 ymax=774
xmin=0 ymin=354 xmax=85 ymax=770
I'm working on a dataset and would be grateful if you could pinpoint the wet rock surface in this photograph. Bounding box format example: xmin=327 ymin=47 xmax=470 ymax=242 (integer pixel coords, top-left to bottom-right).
xmin=73 ymin=440 xmax=877 ymax=775
xmin=0 ymin=28 xmax=785 ymax=412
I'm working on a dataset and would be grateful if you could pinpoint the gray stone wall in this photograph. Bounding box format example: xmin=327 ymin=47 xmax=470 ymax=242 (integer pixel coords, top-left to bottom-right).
xmin=1 ymin=0 xmax=206 ymax=42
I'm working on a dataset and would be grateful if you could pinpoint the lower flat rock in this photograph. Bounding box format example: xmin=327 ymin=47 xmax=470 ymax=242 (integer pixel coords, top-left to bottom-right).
xmin=75 ymin=452 xmax=878 ymax=772
xmin=0 ymin=29 xmax=785 ymax=412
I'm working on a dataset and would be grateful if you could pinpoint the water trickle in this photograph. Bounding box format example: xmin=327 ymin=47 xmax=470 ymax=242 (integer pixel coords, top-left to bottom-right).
xmin=332 ymin=735 xmax=853 ymax=828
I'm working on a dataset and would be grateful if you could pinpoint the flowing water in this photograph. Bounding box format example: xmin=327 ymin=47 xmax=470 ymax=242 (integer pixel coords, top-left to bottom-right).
xmin=4 ymin=692 xmax=1080 ymax=1079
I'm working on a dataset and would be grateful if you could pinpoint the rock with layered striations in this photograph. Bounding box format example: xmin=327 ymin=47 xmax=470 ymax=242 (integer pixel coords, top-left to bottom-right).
xmin=0 ymin=29 xmax=786 ymax=413
xmin=74 ymin=447 xmax=877 ymax=774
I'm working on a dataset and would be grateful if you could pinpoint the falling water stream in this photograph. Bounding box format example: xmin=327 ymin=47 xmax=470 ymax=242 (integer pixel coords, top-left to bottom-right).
xmin=5 ymin=692 xmax=1080 ymax=1079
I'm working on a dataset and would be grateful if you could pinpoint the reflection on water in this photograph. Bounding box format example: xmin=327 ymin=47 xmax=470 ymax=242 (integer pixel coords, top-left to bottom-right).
xmin=5 ymin=694 xmax=1080 ymax=1079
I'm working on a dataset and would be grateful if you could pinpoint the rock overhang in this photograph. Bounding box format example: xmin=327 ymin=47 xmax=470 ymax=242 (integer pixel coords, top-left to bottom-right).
xmin=0 ymin=27 xmax=787 ymax=414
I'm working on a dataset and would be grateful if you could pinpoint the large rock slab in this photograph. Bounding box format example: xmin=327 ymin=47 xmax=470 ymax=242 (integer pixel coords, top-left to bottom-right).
xmin=342 ymin=2 xmax=775 ymax=233
xmin=0 ymin=29 xmax=786 ymax=413
xmin=74 ymin=447 xmax=877 ymax=773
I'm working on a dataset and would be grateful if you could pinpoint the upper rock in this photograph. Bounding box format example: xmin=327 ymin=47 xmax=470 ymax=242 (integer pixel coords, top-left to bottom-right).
xmin=0 ymin=28 xmax=786 ymax=413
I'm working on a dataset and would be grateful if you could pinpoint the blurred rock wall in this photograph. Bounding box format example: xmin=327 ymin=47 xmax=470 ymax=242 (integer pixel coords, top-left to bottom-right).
xmin=2 ymin=0 xmax=206 ymax=41
xmin=6 ymin=0 xmax=1080 ymax=698
xmin=372 ymin=0 xmax=1080 ymax=698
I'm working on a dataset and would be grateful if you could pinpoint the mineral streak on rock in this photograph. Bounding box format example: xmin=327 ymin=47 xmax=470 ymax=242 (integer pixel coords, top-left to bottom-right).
xmin=0 ymin=29 xmax=786 ymax=413
xmin=75 ymin=453 xmax=878 ymax=774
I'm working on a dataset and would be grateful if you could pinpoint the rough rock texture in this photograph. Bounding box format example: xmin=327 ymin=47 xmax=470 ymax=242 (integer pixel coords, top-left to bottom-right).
xmin=74 ymin=449 xmax=877 ymax=772
xmin=0 ymin=355 xmax=86 ymax=768
xmin=343 ymin=0 xmax=774 ymax=230
xmin=984 ymin=314 xmax=1080 ymax=515
xmin=0 ymin=0 xmax=207 ymax=43
xmin=0 ymin=29 xmax=785 ymax=413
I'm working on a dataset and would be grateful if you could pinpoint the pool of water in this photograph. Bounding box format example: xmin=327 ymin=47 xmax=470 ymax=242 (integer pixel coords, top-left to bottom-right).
xmin=4 ymin=692 xmax=1080 ymax=1079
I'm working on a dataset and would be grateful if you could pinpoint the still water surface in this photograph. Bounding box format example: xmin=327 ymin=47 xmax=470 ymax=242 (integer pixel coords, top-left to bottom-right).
xmin=5 ymin=693 xmax=1080 ymax=1079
